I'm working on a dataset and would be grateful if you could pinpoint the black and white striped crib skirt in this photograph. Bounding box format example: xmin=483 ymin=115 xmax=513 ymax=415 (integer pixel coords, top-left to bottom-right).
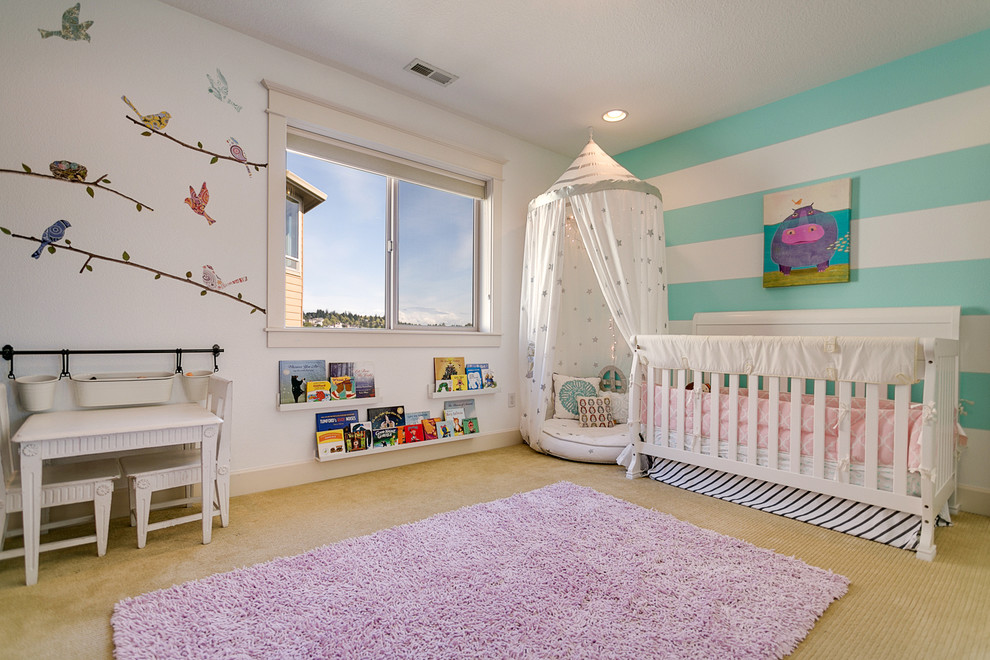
xmin=645 ymin=457 xmax=949 ymax=551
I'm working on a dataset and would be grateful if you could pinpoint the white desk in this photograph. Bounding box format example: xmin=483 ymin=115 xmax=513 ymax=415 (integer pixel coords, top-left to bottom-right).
xmin=11 ymin=403 xmax=222 ymax=585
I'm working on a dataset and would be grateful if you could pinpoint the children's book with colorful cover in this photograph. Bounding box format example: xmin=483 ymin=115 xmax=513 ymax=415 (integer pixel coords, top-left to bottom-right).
xmin=465 ymin=363 xmax=484 ymax=390
xmin=316 ymin=429 xmax=346 ymax=458
xmin=436 ymin=419 xmax=454 ymax=439
xmin=347 ymin=421 xmax=371 ymax=452
xmin=279 ymin=360 xmax=327 ymax=404
xmin=404 ymin=410 xmax=431 ymax=425
xmin=330 ymin=376 xmax=355 ymax=400
xmin=444 ymin=407 xmax=465 ymax=424
xmin=399 ymin=423 xmax=425 ymax=443
xmin=316 ymin=409 xmax=359 ymax=431
xmin=367 ymin=405 xmax=405 ymax=429
xmin=421 ymin=418 xmax=439 ymax=440
xmin=306 ymin=380 xmax=332 ymax=402
xmin=451 ymin=374 xmax=468 ymax=391
xmin=435 ymin=379 xmax=453 ymax=393
xmin=433 ymin=357 xmax=466 ymax=383
xmin=482 ymin=368 xmax=498 ymax=389
xmin=352 ymin=361 xmax=376 ymax=399
xmin=372 ymin=427 xmax=398 ymax=448
xmin=463 ymin=417 xmax=480 ymax=435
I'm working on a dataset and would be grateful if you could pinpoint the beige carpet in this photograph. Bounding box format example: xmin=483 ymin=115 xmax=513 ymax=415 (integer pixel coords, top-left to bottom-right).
xmin=1 ymin=443 xmax=988 ymax=659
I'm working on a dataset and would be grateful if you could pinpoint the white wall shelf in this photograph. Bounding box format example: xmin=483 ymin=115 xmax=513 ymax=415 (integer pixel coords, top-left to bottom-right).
xmin=427 ymin=385 xmax=499 ymax=399
xmin=277 ymin=393 xmax=380 ymax=412
xmin=315 ymin=431 xmax=483 ymax=462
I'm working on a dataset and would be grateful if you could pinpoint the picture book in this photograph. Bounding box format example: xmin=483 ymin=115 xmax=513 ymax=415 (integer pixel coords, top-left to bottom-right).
xmin=433 ymin=357 xmax=466 ymax=382
xmin=316 ymin=429 xmax=346 ymax=458
xmin=316 ymin=409 xmax=359 ymax=431
xmin=463 ymin=417 xmax=480 ymax=434
xmin=279 ymin=359 xmax=327 ymax=404
xmin=404 ymin=410 xmax=431 ymax=425
xmin=451 ymin=374 xmax=468 ymax=391
xmin=436 ymin=419 xmax=454 ymax=439
xmin=353 ymin=361 xmax=376 ymax=399
xmin=466 ymin=363 xmax=484 ymax=390
xmin=372 ymin=427 xmax=398 ymax=448
xmin=347 ymin=421 xmax=371 ymax=452
xmin=482 ymin=367 xmax=497 ymax=389
xmin=330 ymin=376 xmax=355 ymax=400
xmin=399 ymin=423 xmax=425 ymax=444
xmin=421 ymin=418 xmax=439 ymax=440
xmin=306 ymin=380 xmax=332 ymax=403
xmin=435 ymin=379 xmax=453 ymax=393
xmin=328 ymin=362 xmax=352 ymax=378
xmin=443 ymin=398 xmax=476 ymax=418
xmin=444 ymin=406 xmax=465 ymax=424
xmin=367 ymin=405 xmax=405 ymax=429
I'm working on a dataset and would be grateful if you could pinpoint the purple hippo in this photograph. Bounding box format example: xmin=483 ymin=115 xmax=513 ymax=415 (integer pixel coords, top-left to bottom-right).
xmin=770 ymin=203 xmax=838 ymax=274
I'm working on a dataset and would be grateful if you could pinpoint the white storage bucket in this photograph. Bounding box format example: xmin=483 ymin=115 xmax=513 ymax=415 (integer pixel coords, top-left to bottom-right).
xmin=181 ymin=370 xmax=212 ymax=401
xmin=14 ymin=375 xmax=59 ymax=412
xmin=71 ymin=372 xmax=175 ymax=407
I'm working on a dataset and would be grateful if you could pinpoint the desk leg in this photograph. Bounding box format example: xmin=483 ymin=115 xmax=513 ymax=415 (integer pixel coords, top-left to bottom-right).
xmin=201 ymin=424 xmax=218 ymax=544
xmin=19 ymin=443 xmax=43 ymax=586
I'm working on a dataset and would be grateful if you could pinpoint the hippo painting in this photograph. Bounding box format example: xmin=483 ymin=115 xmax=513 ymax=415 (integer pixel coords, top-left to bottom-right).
xmin=769 ymin=203 xmax=838 ymax=274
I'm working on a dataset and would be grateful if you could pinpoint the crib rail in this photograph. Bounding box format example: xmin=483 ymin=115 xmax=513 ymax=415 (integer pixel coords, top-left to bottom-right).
xmin=628 ymin=336 xmax=960 ymax=560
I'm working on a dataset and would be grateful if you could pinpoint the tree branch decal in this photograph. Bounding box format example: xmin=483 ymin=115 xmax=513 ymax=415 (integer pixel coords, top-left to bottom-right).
xmin=0 ymin=163 xmax=153 ymax=211
xmin=125 ymin=116 xmax=268 ymax=171
xmin=1 ymin=226 xmax=265 ymax=314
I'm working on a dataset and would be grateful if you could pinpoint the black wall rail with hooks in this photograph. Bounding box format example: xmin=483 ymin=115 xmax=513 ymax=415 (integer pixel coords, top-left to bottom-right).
xmin=1 ymin=344 xmax=223 ymax=380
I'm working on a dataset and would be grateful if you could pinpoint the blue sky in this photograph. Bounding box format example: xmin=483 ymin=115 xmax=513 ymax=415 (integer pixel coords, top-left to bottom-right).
xmin=287 ymin=151 xmax=474 ymax=326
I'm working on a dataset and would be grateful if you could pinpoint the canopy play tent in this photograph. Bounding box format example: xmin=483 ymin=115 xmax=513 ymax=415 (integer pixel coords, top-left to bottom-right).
xmin=519 ymin=137 xmax=668 ymax=461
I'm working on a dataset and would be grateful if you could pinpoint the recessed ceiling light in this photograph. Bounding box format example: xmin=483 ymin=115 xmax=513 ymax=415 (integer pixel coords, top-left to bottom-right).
xmin=602 ymin=109 xmax=628 ymax=122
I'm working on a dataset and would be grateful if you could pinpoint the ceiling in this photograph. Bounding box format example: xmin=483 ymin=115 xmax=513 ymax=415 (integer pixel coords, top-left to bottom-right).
xmin=159 ymin=0 xmax=990 ymax=157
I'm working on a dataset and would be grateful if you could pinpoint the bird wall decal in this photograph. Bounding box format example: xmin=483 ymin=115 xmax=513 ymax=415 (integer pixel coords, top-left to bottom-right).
xmin=184 ymin=182 xmax=215 ymax=225
xmin=227 ymin=137 xmax=251 ymax=177
xmin=121 ymin=95 xmax=171 ymax=130
xmin=39 ymin=3 xmax=93 ymax=42
xmin=31 ymin=220 xmax=71 ymax=259
xmin=202 ymin=265 xmax=247 ymax=290
xmin=207 ymin=68 xmax=242 ymax=112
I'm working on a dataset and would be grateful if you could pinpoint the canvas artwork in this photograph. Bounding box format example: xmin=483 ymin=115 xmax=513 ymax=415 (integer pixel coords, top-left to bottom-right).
xmin=763 ymin=178 xmax=851 ymax=288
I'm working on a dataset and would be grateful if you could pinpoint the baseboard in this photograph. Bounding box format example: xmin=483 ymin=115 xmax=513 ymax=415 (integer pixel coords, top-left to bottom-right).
xmin=230 ymin=430 xmax=523 ymax=497
xmin=957 ymin=484 xmax=990 ymax=517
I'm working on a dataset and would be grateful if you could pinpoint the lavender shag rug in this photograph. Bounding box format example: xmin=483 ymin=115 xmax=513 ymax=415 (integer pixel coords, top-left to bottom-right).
xmin=112 ymin=482 xmax=848 ymax=659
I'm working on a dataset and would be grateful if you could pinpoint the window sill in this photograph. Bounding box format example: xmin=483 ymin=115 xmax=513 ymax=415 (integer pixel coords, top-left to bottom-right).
xmin=265 ymin=327 xmax=502 ymax=349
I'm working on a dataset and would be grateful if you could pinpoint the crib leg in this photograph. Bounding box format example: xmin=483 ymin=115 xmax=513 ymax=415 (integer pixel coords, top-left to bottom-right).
xmin=916 ymin=508 xmax=937 ymax=561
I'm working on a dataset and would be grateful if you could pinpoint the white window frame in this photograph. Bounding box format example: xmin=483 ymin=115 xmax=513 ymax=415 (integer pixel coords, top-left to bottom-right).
xmin=263 ymin=80 xmax=503 ymax=348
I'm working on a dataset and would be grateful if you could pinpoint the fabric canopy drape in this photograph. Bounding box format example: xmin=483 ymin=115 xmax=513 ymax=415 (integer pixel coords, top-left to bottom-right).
xmin=519 ymin=138 xmax=668 ymax=451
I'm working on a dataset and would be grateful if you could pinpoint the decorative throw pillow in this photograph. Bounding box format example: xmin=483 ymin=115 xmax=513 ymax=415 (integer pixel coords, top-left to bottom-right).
xmin=601 ymin=389 xmax=628 ymax=424
xmin=552 ymin=374 xmax=600 ymax=419
xmin=577 ymin=396 xmax=614 ymax=428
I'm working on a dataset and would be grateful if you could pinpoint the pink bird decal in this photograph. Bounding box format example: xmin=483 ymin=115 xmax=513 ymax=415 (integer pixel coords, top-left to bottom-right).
xmin=227 ymin=137 xmax=251 ymax=177
xmin=202 ymin=265 xmax=247 ymax=290
xmin=184 ymin=182 xmax=215 ymax=225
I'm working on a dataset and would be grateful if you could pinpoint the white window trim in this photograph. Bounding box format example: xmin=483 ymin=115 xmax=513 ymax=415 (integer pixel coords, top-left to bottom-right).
xmin=263 ymin=80 xmax=504 ymax=348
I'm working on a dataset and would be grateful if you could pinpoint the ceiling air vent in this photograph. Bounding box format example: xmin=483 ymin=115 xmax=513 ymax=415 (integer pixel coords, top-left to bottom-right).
xmin=405 ymin=59 xmax=458 ymax=86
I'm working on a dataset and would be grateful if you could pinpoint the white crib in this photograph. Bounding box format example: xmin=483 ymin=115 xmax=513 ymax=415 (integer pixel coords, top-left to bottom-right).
xmin=624 ymin=307 xmax=961 ymax=560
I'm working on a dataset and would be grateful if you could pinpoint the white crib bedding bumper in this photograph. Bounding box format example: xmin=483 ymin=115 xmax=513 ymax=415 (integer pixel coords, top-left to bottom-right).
xmin=636 ymin=334 xmax=921 ymax=385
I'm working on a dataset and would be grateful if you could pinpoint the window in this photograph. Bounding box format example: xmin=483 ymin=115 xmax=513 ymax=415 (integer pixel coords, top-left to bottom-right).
xmin=264 ymin=81 xmax=503 ymax=348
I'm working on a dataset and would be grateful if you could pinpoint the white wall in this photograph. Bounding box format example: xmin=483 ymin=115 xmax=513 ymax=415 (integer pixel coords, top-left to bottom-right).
xmin=0 ymin=1 xmax=569 ymax=494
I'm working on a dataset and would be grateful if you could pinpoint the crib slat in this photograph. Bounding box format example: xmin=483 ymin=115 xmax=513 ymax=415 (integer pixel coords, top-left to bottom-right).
xmin=659 ymin=368 xmax=670 ymax=447
xmin=865 ymin=383 xmax=880 ymax=490
xmin=676 ymin=369 xmax=687 ymax=451
xmin=893 ymin=384 xmax=909 ymax=495
xmin=692 ymin=370 xmax=704 ymax=447
xmin=728 ymin=374 xmax=740 ymax=461
xmin=768 ymin=377 xmax=780 ymax=470
xmin=710 ymin=373 xmax=721 ymax=458
xmin=790 ymin=378 xmax=804 ymax=473
xmin=837 ymin=381 xmax=852 ymax=484
xmin=813 ymin=379 xmax=826 ymax=479
xmin=747 ymin=377 xmax=759 ymax=465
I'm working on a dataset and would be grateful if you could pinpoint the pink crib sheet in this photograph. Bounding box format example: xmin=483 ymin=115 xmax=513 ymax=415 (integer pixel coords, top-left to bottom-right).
xmin=650 ymin=386 xmax=926 ymax=468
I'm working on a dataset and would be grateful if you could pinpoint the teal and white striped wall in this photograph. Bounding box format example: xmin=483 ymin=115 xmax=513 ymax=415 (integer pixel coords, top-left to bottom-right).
xmin=617 ymin=29 xmax=990 ymax=513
